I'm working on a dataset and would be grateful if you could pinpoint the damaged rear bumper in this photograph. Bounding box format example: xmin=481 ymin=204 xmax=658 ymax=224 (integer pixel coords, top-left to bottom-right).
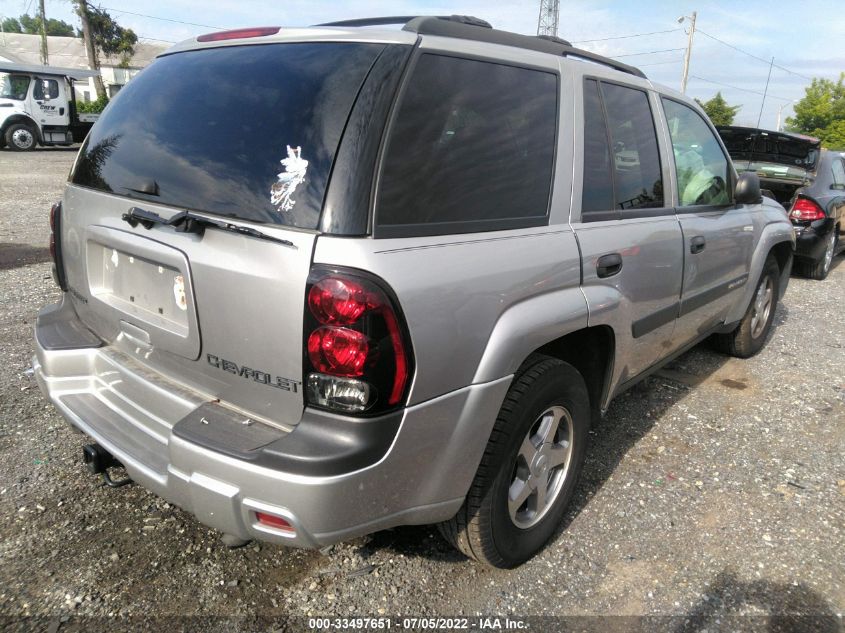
xmin=33 ymin=298 xmax=510 ymax=547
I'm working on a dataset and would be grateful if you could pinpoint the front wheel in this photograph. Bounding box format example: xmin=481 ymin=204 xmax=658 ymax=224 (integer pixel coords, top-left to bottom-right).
xmin=713 ymin=255 xmax=780 ymax=358
xmin=438 ymin=356 xmax=590 ymax=568
xmin=5 ymin=123 xmax=37 ymax=151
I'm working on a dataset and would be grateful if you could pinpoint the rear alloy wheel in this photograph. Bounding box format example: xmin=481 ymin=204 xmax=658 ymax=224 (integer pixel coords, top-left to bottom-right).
xmin=5 ymin=123 xmax=37 ymax=151
xmin=807 ymin=230 xmax=837 ymax=280
xmin=438 ymin=355 xmax=589 ymax=568
xmin=713 ymin=254 xmax=780 ymax=358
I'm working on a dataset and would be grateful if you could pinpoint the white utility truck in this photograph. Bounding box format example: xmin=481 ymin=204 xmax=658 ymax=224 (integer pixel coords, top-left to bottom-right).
xmin=0 ymin=62 xmax=100 ymax=151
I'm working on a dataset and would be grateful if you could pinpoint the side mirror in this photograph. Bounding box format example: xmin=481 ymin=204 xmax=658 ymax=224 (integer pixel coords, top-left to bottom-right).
xmin=41 ymin=79 xmax=52 ymax=101
xmin=735 ymin=171 xmax=762 ymax=205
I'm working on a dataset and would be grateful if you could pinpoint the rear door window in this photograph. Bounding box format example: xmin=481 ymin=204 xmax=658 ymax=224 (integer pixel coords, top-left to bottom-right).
xmin=375 ymin=54 xmax=558 ymax=237
xmin=71 ymin=43 xmax=387 ymax=229
xmin=662 ymin=98 xmax=731 ymax=207
xmin=580 ymin=79 xmax=664 ymax=221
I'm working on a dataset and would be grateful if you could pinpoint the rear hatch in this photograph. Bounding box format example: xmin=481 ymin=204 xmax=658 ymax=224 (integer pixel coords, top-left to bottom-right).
xmin=717 ymin=126 xmax=821 ymax=205
xmin=61 ymin=39 xmax=389 ymax=427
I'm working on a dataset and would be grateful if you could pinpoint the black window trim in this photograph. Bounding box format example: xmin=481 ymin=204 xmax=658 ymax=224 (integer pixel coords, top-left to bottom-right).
xmin=660 ymin=95 xmax=738 ymax=214
xmin=372 ymin=48 xmax=561 ymax=239
xmin=579 ymin=75 xmax=673 ymax=223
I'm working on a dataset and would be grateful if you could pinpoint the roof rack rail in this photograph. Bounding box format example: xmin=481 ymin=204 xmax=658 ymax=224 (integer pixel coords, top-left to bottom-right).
xmin=316 ymin=15 xmax=646 ymax=79
xmin=536 ymin=34 xmax=573 ymax=46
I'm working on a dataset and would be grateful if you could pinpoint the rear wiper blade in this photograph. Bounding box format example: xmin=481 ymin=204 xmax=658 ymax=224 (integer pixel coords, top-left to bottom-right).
xmin=121 ymin=207 xmax=296 ymax=248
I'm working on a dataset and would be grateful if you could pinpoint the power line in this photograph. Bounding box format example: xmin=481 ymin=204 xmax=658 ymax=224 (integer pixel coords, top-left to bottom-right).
xmin=137 ymin=35 xmax=176 ymax=44
xmin=572 ymin=28 xmax=681 ymax=44
xmin=612 ymin=47 xmax=685 ymax=59
xmin=638 ymin=58 xmax=685 ymax=67
xmin=689 ymin=74 xmax=793 ymax=101
xmin=696 ymin=29 xmax=813 ymax=81
xmin=99 ymin=6 xmax=224 ymax=31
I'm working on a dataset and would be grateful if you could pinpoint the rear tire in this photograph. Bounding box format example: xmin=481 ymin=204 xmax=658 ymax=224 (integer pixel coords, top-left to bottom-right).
xmin=438 ymin=355 xmax=590 ymax=568
xmin=5 ymin=123 xmax=37 ymax=151
xmin=713 ymin=255 xmax=780 ymax=358
xmin=806 ymin=230 xmax=837 ymax=280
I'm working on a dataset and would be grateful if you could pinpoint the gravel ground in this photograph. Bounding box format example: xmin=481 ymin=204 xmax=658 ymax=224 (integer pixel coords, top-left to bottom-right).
xmin=1 ymin=149 xmax=843 ymax=632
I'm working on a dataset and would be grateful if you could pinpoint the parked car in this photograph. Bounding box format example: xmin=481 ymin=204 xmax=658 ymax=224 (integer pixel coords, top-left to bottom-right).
xmin=718 ymin=126 xmax=844 ymax=279
xmin=33 ymin=16 xmax=795 ymax=568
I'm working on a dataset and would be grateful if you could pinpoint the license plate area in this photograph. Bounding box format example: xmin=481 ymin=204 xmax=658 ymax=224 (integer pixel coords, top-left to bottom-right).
xmin=84 ymin=226 xmax=200 ymax=360
xmin=88 ymin=244 xmax=189 ymax=336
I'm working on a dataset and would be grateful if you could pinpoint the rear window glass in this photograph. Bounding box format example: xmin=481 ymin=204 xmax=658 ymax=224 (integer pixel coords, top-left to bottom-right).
xmin=376 ymin=54 xmax=557 ymax=236
xmin=71 ymin=43 xmax=385 ymax=229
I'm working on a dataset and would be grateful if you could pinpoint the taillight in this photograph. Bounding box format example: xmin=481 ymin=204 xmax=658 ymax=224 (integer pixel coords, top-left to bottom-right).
xmin=197 ymin=27 xmax=280 ymax=42
xmin=49 ymin=201 xmax=67 ymax=291
xmin=790 ymin=197 xmax=825 ymax=221
xmin=304 ymin=267 xmax=413 ymax=415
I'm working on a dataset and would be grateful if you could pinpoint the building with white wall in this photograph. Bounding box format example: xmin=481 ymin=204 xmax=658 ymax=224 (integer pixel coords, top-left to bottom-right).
xmin=0 ymin=32 xmax=166 ymax=101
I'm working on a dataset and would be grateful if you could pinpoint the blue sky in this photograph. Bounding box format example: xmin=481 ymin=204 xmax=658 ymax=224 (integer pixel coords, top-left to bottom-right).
xmin=8 ymin=0 xmax=845 ymax=129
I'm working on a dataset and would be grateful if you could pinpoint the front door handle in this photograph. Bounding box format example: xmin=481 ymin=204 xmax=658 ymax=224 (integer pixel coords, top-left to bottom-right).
xmin=690 ymin=235 xmax=706 ymax=254
xmin=596 ymin=253 xmax=623 ymax=278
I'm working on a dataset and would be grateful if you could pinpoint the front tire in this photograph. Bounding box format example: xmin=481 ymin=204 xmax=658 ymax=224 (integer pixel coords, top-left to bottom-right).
xmin=5 ymin=123 xmax=37 ymax=151
xmin=438 ymin=356 xmax=590 ymax=568
xmin=713 ymin=254 xmax=780 ymax=358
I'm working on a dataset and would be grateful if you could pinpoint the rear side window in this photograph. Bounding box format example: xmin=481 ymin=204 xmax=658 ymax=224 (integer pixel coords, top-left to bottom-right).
xmin=376 ymin=54 xmax=558 ymax=237
xmin=581 ymin=79 xmax=664 ymax=221
xmin=71 ymin=43 xmax=386 ymax=229
xmin=662 ymin=98 xmax=731 ymax=207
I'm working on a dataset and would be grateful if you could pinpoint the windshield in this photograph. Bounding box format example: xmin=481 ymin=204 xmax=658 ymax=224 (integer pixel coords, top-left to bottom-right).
xmin=0 ymin=73 xmax=30 ymax=100
xmin=71 ymin=42 xmax=387 ymax=229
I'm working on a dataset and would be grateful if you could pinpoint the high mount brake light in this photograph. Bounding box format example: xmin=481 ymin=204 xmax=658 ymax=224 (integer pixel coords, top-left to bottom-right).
xmin=304 ymin=268 xmax=412 ymax=414
xmin=197 ymin=27 xmax=280 ymax=42
xmin=790 ymin=197 xmax=825 ymax=221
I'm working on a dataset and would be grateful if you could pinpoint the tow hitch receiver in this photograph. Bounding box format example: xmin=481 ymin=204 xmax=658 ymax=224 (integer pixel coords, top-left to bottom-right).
xmin=82 ymin=443 xmax=133 ymax=488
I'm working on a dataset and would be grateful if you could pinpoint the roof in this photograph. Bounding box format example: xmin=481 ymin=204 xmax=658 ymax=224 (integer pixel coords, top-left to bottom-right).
xmin=0 ymin=60 xmax=99 ymax=80
xmin=168 ymin=16 xmax=646 ymax=79
xmin=0 ymin=32 xmax=166 ymax=71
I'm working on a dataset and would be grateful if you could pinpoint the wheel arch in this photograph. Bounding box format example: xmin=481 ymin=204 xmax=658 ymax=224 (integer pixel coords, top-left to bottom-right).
xmin=1 ymin=114 xmax=42 ymax=144
xmin=533 ymin=325 xmax=615 ymax=422
xmin=725 ymin=226 xmax=794 ymax=324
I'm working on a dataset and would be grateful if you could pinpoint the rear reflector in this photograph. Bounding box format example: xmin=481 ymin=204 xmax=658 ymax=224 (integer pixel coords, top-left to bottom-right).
xmin=255 ymin=511 xmax=294 ymax=533
xmin=197 ymin=27 xmax=280 ymax=42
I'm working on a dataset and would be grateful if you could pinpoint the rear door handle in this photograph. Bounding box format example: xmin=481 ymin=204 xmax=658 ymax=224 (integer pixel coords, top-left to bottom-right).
xmin=690 ymin=236 xmax=706 ymax=254
xmin=596 ymin=253 xmax=623 ymax=278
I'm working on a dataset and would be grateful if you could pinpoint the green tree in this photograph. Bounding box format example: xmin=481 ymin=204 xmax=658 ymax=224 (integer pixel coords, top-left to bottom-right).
xmin=86 ymin=6 xmax=138 ymax=68
xmin=785 ymin=74 xmax=845 ymax=148
xmin=817 ymin=119 xmax=845 ymax=150
xmin=2 ymin=17 xmax=23 ymax=33
xmin=4 ymin=14 xmax=76 ymax=36
xmin=694 ymin=92 xmax=742 ymax=126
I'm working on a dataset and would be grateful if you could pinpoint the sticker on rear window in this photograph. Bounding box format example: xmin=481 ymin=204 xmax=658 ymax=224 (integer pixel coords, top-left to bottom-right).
xmin=270 ymin=145 xmax=308 ymax=214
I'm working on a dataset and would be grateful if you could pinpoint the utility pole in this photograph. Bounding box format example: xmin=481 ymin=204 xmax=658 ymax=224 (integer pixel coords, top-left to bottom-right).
xmin=37 ymin=0 xmax=49 ymax=65
xmin=679 ymin=11 xmax=697 ymax=94
xmin=537 ymin=0 xmax=560 ymax=37
xmin=76 ymin=0 xmax=106 ymax=99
